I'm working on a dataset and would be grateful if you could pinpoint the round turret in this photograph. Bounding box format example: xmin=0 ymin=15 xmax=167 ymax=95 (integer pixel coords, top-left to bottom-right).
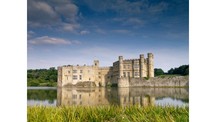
xmin=147 ymin=53 xmax=154 ymax=77
xmin=119 ymin=56 xmax=123 ymax=78
xmin=139 ymin=54 xmax=146 ymax=78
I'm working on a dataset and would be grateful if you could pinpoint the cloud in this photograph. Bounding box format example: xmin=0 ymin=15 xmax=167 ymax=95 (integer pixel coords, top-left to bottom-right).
xmin=27 ymin=31 xmax=35 ymax=39
xmin=83 ymin=0 xmax=167 ymax=15
xmin=83 ymin=0 xmax=168 ymax=29
xmin=28 ymin=36 xmax=81 ymax=45
xmin=148 ymin=2 xmax=168 ymax=14
xmin=28 ymin=0 xmax=59 ymax=27
xmin=28 ymin=0 xmax=80 ymax=32
xmin=82 ymin=0 xmax=144 ymax=15
xmin=55 ymin=3 xmax=78 ymax=22
xmin=80 ymin=30 xmax=90 ymax=35
xmin=61 ymin=23 xmax=80 ymax=32
xmin=125 ymin=18 xmax=144 ymax=25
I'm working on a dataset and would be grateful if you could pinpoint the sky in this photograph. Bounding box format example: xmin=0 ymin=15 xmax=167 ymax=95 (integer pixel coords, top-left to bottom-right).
xmin=27 ymin=0 xmax=189 ymax=72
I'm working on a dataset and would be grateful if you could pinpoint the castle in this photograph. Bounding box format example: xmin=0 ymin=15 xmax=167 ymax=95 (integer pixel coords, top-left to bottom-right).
xmin=57 ymin=53 xmax=154 ymax=87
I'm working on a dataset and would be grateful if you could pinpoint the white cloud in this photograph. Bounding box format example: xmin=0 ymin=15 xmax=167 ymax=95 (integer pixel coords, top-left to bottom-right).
xmin=80 ymin=30 xmax=90 ymax=35
xmin=28 ymin=36 xmax=81 ymax=45
xmin=55 ymin=4 xmax=78 ymax=22
xmin=61 ymin=23 xmax=80 ymax=32
xmin=34 ymin=1 xmax=57 ymax=17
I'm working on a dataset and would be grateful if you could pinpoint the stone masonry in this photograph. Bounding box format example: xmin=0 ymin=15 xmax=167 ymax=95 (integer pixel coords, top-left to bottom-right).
xmin=58 ymin=53 xmax=154 ymax=87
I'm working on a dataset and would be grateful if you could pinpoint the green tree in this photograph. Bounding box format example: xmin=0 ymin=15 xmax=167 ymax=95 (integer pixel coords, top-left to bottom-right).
xmin=167 ymin=65 xmax=189 ymax=76
xmin=168 ymin=68 xmax=174 ymax=74
xmin=154 ymin=68 xmax=164 ymax=76
xmin=184 ymin=67 xmax=189 ymax=75
xmin=27 ymin=67 xmax=57 ymax=86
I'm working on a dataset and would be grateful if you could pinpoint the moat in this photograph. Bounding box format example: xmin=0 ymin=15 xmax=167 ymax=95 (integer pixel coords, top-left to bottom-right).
xmin=27 ymin=87 xmax=189 ymax=107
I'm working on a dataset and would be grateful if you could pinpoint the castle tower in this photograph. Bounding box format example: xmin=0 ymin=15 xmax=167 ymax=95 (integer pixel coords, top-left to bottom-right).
xmin=139 ymin=54 xmax=146 ymax=78
xmin=119 ymin=56 xmax=123 ymax=78
xmin=94 ymin=60 xmax=99 ymax=67
xmin=94 ymin=60 xmax=99 ymax=86
xmin=57 ymin=66 xmax=62 ymax=87
xmin=147 ymin=53 xmax=154 ymax=77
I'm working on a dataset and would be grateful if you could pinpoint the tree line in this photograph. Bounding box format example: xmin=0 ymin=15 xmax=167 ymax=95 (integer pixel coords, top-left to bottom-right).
xmin=27 ymin=65 xmax=189 ymax=86
xmin=154 ymin=65 xmax=189 ymax=76
xmin=27 ymin=67 xmax=57 ymax=86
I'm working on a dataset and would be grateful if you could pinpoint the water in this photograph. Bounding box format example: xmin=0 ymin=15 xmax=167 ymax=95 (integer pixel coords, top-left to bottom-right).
xmin=27 ymin=87 xmax=189 ymax=107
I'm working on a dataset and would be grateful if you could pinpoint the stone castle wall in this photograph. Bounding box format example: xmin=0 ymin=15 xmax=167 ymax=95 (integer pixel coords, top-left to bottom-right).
xmin=58 ymin=53 xmax=156 ymax=87
xmin=117 ymin=77 xmax=130 ymax=87
xmin=118 ymin=76 xmax=189 ymax=87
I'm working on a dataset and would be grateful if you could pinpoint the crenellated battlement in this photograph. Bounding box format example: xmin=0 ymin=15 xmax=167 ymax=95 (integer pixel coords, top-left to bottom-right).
xmin=99 ymin=66 xmax=113 ymax=69
xmin=61 ymin=64 xmax=95 ymax=68
xmin=123 ymin=59 xmax=139 ymax=61
xmin=62 ymin=65 xmax=72 ymax=67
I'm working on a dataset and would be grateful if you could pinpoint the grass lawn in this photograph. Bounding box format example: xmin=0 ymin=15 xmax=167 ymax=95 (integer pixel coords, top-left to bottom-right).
xmin=28 ymin=105 xmax=189 ymax=122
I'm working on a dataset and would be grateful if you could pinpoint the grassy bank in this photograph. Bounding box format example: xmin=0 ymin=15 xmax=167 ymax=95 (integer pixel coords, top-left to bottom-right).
xmin=28 ymin=106 xmax=189 ymax=122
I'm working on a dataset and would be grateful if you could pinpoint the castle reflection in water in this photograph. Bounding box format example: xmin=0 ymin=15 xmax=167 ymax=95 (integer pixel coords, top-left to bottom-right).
xmin=57 ymin=87 xmax=189 ymax=107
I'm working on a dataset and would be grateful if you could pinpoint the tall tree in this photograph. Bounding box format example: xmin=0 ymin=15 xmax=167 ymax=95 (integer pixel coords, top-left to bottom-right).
xmin=154 ymin=68 xmax=164 ymax=76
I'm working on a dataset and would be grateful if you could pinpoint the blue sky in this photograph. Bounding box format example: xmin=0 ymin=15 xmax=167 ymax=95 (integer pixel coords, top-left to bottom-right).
xmin=27 ymin=0 xmax=188 ymax=72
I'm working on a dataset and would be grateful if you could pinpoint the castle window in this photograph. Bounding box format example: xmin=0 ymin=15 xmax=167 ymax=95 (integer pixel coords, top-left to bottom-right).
xmin=80 ymin=70 xmax=83 ymax=73
xmin=128 ymin=65 xmax=130 ymax=69
xmin=73 ymin=75 xmax=77 ymax=80
xmin=127 ymin=72 xmax=130 ymax=77
xmin=73 ymin=70 xmax=77 ymax=73
xmin=68 ymin=71 xmax=70 ymax=74
xmin=123 ymin=72 xmax=126 ymax=77
xmin=79 ymin=75 xmax=82 ymax=80
xmin=134 ymin=64 xmax=139 ymax=69
xmin=124 ymin=65 xmax=126 ymax=69
xmin=72 ymin=94 xmax=77 ymax=99
xmin=134 ymin=72 xmax=139 ymax=77
xmin=98 ymin=76 xmax=101 ymax=79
